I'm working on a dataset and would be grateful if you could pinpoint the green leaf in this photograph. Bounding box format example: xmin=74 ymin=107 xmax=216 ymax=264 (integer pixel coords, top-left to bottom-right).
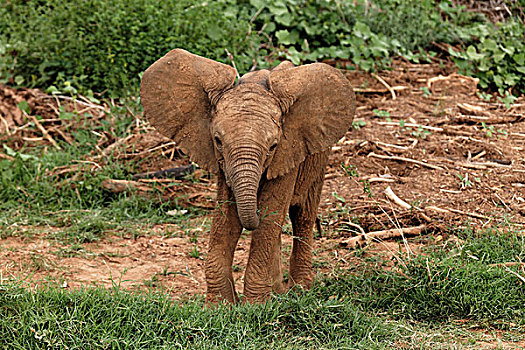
xmin=276 ymin=29 xmax=299 ymax=45
xmin=249 ymin=0 xmax=266 ymax=9
xmin=45 ymin=86 xmax=60 ymax=94
xmin=466 ymin=46 xmax=485 ymax=60
xmin=2 ymin=144 xmax=37 ymax=161
xmin=513 ymin=53 xmax=524 ymax=65
xmin=353 ymin=21 xmax=372 ymax=40
xmin=17 ymin=100 xmax=30 ymax=114
xmin=284 ymin=46 xmax=302 ymax=65
xmin=482 ymin=39 xmax=497 ymax=52
xmin=493 ymin=52 xmax=506 ymax=63
xmin=206 ymin=23 xmax=223 ymax=41
xmin=14 ymin=75 xmax=24 ymax=85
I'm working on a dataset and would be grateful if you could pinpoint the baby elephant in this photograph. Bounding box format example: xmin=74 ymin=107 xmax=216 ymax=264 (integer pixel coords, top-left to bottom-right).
xmin=141 ymin=49 xmax=355 ymax=303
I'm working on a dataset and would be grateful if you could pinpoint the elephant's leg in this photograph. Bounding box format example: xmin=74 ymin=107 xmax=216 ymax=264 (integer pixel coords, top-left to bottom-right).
xmin=288 ymin=151 xmax=329 ymax=289
xmin=206 ymin=172 xmax=243 ymax=303
xmin=243 ymin=169 xmax=298 ymax=302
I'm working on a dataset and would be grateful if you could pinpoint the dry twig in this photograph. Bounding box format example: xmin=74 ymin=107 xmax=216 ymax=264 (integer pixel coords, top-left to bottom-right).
xmin=384 ymin=186 xmax=411 ymax=209
xmin=371 ymin=73 xmax=396 ymax=100
xmin=340 ymin=224 xmax=427 ymax=249
xmin=24 ymin=111 xmax=61 ymax=150
xmin=368 ymin=152 xmax=443 ymax=170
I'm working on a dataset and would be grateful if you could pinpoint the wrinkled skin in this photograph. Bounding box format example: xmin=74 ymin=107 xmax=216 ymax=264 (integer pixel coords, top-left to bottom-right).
xmin=141 ymin=49 xmax=355 ymax=303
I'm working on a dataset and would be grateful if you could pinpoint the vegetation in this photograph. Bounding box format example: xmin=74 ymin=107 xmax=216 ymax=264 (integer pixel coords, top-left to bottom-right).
xmin=1 ymin=1 xmax=524 ymax=348
xmin=1 ymin=225 xmax=524 ymax=349
xmin=0 ymin=99 xmax=190 ymax=242
xmin=0 ymin=0 xmax=257 ymax=96
xmin=1 ymin=0 xmax=523 ymax=96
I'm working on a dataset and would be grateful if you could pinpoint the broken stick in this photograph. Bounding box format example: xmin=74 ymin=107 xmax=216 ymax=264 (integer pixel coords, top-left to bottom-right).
xmin=132 ymin=164 xmax=197 ymax=180
xmin=384 ymin=186 xmax=411 ymax=209
xmin=340 ymin=224 xmax=427 ymax=249
xmin=24 ymin=111 xmax=61 ymax=150
xmin=368 ymin=152 xmax=443 ymax=170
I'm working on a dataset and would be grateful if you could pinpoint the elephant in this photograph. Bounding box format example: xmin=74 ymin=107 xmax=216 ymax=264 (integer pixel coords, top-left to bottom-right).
xmin=140 ymin=49 xmax=355 ymax=303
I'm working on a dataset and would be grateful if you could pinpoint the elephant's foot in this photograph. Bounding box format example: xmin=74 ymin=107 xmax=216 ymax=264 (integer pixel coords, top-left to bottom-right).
xmin=206 ymin=281 xmax=238 ymax=304
xmin=288 ymin=266 xmax=314 ymax=290
xmin=243 ymin=276 xmax=284 ymax=302
xmin=243 ymin=284 xmax=272 ymax=303
xmin=205 ymin=261 xmax=238 ymax=303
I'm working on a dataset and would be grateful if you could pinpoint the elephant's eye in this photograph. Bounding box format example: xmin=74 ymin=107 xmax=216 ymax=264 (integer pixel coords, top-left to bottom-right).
xmin=214 ymin=135 xmax=223 ymax=148
xmin=269 ymin=142 xmax=277 ymax=152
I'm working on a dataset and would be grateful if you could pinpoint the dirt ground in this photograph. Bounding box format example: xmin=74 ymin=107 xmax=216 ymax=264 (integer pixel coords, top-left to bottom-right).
xmin=1 ymin=59 xmax=524 ymax=301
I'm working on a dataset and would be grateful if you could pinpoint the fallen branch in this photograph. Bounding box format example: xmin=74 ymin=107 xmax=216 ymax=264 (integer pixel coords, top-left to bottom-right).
xmin=436 ymin=157 xmax=512 ymax=170
xmin=24 ymin=111 xmax=61 ymax=150
xmin=384 ymin=186 xmax=411 ymax=209
xmin=367 ymin=177 xmax=395 ymax=183
xmin=368 ymin=152 xmax=443 ymax=170
xmin=98 ymin=134 xmax=136 ymax=158
xmin=503 ymin=266 xmax=525 ymax=284
xmin=427 ymin=73 xmax=479 ymax=89
xmin=375 ymin=121 xmax=443 ymax=132
xmin=43 ymin=95 xmax=106 ymax=111
xmin=340 ymin=224 xmax=427 ymax=249
xmin=132 ymin=164 xmax=197 ymax=180
xmin=425 ymin=206 xmax=491 ymax=220
xmin=123 ymin=141 xmax=177 ymax=158
xmin=489 ymin=262 xmax=525 ymax=267
xmin=371 ymin=73 xmax=396 ymax=100
xmin=102 ymin=179 xmax=157 ymax=194
xmin=451 ymin=114 xmax=523 ymax=125
xmin=354 ymin=86 xmax=408 ymax=94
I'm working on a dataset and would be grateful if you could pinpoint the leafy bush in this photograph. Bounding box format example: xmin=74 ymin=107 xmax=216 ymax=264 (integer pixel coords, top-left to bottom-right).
xmin=449 ymin=18 xmax=525 ymax=94
xmin=0 ymin=0 xmax=259 ymax=97
xmin=0 ymin=0 xmax=523 ymax=96
xmin=251 ymin=0 xmax=485 ymax=68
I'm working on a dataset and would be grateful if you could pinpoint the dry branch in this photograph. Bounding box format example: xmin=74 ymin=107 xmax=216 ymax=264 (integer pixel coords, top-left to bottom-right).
xmin=24 ymin=111 xmax=61 ymax=150
xmin=353 ymin=86 xmax=408 ymax=94
xmin=375 ymin=121 xmax=443 ymax=132
xmin=384 ymin=186 xmax=411 ymax=209
xmin=451 ymin=114 xmax=523 ymax=125
xmin=132 ymin=164 xmax=197 ymax=180
xmin=368 ymin=152 xmax=443 ymax=170
xmin=102 ymin=179 xmax=157 ymax=194
xmin=340 ymin=224 xmax=427 ymax=249
xmin=371 ymin=73 xmax=396 ymax=100
xmin=427 ymin=73 xmax=479 ymax=88
xmin=0 ymin=152 xmax=15 ymax=161
xmin=425 ymin=206 xmax=491 ymax=220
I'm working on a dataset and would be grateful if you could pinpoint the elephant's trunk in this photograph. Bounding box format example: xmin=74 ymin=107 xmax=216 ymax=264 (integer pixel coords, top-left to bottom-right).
xmin=227 ymin=146 xmax=263 ymax=231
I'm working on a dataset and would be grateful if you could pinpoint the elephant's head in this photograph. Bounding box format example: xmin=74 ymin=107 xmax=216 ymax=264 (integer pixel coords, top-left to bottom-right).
xmin=141 ymin=49 xmax=355 ymax=230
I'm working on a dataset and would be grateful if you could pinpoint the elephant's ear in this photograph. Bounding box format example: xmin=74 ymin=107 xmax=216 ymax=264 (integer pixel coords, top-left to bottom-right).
xmin=267 ymin=63 xmax=355 ymax=179
xmin=140 ymin=49 xmax=237 ymax=173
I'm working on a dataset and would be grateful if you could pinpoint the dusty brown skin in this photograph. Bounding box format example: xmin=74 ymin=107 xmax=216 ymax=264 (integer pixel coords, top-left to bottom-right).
xmin=141 ymin=49 xmax=355 ymax=303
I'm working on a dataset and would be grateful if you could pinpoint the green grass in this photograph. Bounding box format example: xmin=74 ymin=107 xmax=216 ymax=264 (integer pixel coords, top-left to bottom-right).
xmin=1 ymin=225 xmax=524 ymax=349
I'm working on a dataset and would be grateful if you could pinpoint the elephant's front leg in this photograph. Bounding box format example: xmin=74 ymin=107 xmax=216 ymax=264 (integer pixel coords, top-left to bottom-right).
xmin=206 ymin=172 xmax=243 ymax=303
xmin=244 ymin=170 xmax=298 ymax=302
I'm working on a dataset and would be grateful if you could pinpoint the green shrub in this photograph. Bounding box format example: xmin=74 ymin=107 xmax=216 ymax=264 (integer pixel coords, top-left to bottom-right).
xmin=0 ymin=0 xmax=523 ymax=96
xmin=0 ymin=0 xmax=259 ymax=97
xmin=450 ymin=19 xmax=525 ymax=95
xmin=249 ymin=0 xmax=486 ymax=68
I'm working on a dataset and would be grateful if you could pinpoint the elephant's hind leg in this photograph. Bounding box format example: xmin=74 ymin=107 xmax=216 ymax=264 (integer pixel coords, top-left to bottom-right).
xmin=288 ymin=151 xmax=329 ymax=289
